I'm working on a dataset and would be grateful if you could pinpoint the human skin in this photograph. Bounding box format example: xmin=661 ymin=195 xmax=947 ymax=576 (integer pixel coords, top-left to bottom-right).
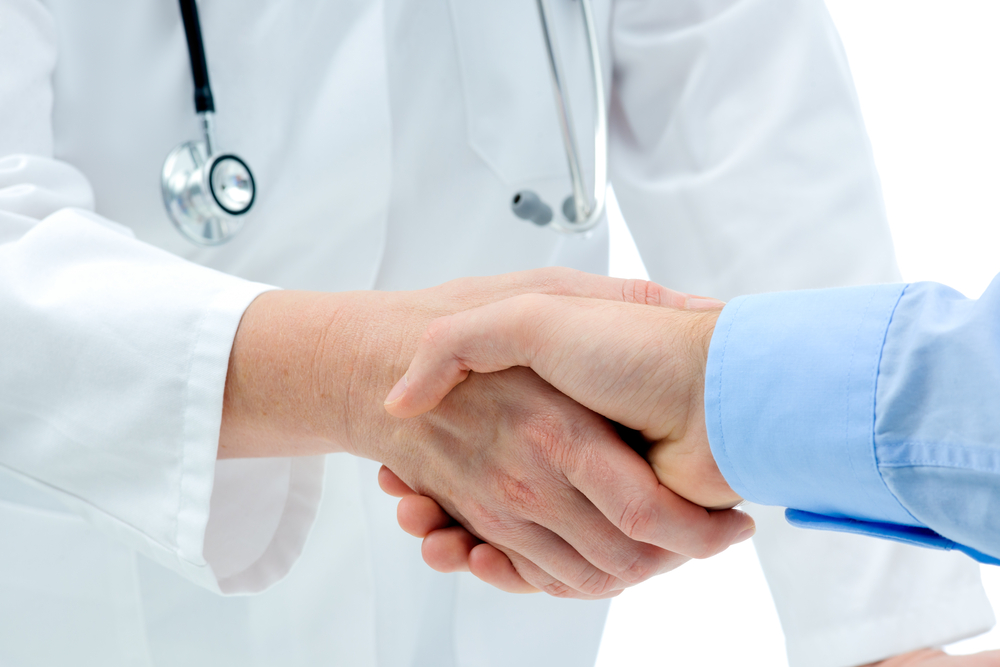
xmin=218 ymin=268 xmax=753 ymax=599
xmin=378 ymin=293 xmax=745 ymax=591
xmin=383 ymin=293 xmax=739 ymax=508
xmin=380 ymin=292 xmax=1000 ymax=667
xmin=861 ymin=649 xmax=1000 ymax=666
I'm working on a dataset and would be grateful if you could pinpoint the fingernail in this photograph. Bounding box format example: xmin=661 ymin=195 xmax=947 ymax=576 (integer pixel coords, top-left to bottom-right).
xmin=385 ymin=375 xmax=408 ymax=404
xmin=734 ymin=522 xmax=756 ymax=544
xmin=686 ymin=297 xmax=726 ymax=311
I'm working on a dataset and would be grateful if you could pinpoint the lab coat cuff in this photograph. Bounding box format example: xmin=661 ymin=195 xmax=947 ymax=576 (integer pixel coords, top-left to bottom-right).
xmin=114 ymin=277 xmax=287 ymax=593
xmin=704 ymin=284 xmax=915 ymax=525
xmin=173 ymin=279 xmax=278 ymax=568
xmin=208 ymin=456 xmax=326 ymax=595
xmin=103 ymin=276 xmax=326 ymax=595
xmin=181 ymin=283 xmax=326 ymax=594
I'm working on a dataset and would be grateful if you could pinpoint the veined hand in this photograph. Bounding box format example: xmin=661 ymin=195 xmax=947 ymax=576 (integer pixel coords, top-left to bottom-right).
xmin=381 ymin=290 xmax=753 ymax=594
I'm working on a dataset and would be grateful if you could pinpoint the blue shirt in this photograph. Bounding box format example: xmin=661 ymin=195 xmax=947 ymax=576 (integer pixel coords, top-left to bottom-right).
xmin=705 ymin=276 xmax=1000 ymax=565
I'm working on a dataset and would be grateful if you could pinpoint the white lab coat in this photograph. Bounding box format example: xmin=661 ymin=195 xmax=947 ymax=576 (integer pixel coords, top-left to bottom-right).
xmin=0 ymin=1 xmax=992 ymax=666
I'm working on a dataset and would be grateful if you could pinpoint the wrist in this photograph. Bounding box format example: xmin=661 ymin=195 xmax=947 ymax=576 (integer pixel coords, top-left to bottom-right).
xmin=647 ymin=308 xmax=742 ymax=510
xmin=690 ymin=308 xmax=720 ymax=382
xmin=219 ymin=290 xmax=392 ymax=458
xmin=332 ymin=290 xmax=447 ymax=460
xmin=689 ymin=309 xmax=742 ymax=508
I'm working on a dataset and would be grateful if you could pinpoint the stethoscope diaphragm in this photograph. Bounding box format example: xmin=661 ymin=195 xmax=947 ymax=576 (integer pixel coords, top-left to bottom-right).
xmin=161 ymin=140 xmax=255 ymax=245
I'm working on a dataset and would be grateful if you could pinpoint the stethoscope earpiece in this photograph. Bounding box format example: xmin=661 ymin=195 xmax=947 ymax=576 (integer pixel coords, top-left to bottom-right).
xmin=512 ymin=191 xmax=553 ymax=226
xmin=561 ymin=196 xmax=578 ymax=222
xmin=513 ymin=0 xmax=608 ymax=235
xmin=510 ymin=190 xmax=591 ymax=228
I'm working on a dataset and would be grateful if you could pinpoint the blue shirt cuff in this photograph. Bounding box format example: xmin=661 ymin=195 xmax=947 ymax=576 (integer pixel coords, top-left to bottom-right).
xmin=705 ymin=284 xmax=916 ymax=526
xmin=785 ymin=509 xmax=1000 ymax=566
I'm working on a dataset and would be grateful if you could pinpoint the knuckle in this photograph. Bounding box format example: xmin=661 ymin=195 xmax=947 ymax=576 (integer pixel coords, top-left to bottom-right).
xmin=495 ymin=473 xmax=543 ymax=516
xmin=541 ymin=580 xmax=577 ymax=598
xmin=616 ymin=549 xmax=660 ymax=585
xmin=538 ymin=266 xmax=581 ymax=296
xmin=691 ymin=529 xmax=729 ymax=560
xmin=577 ymin=567 xmax=618 ymax=597
xmin=617 ymin=496 xmax=661 ymax=544
xmin=622 ymin=279 xmax=663 ymax=307
xmin=421 ymin=317 xmax=455 ymax=351
xmin=519 ymin=412 xmax=572 ymax=470
xmin=465 ymin=502 xmax=507 ymax=537
xmin=688 ymin=540 xmax=716 ymax=560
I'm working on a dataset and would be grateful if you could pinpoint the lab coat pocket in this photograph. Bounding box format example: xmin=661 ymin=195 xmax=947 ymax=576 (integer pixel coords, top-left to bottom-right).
xmin=0 ymin=500 xmax=151 ymax=667
xmin=448 ymin=0 xmax=578 ymax=185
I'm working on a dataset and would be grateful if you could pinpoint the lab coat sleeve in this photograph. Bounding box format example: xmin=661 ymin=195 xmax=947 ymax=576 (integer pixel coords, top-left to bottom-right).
xmin=0 ymin=1 xmax=323 ymax=594
xmin=607 ymin=0 xmax=901 ymax=298
xmin=705 ymin=278 xmax=1000 ymax=564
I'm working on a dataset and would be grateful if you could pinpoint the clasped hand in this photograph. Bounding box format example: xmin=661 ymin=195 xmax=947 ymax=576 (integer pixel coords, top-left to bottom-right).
xmin=379 ymin=278 xmax=754 ymax=596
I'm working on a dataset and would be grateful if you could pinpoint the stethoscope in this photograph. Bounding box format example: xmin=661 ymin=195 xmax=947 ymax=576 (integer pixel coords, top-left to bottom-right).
xmin=161 ymin=0 xmax=255 ymax=245
xmin=161 ymin=0 xmax=607 ymax=246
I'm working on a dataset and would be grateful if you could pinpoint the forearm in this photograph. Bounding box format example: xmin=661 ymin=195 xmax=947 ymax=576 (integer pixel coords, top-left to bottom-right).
xmin=220 ymin=288 xmax=439 ymax=459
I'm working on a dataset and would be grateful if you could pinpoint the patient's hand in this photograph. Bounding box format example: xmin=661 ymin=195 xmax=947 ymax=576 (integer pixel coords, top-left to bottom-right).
xmin=386 ymin=293 xmax=740 ymax=509
xmin=381 ymin=292 xmax=753 ymax=591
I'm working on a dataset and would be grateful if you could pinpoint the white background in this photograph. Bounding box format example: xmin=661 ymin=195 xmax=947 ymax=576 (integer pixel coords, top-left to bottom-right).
xmin=596 ymin=1 xmax=1000 ymax=664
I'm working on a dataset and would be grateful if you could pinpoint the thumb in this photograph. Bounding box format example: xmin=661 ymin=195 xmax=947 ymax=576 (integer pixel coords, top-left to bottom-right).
xmin=384 ymin=293 xmax=554 ymax=418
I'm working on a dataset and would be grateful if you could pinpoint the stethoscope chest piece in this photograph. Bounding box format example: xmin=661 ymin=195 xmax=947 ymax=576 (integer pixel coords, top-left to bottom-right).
xmin=161 ymin=140 xmax=255 ymax=246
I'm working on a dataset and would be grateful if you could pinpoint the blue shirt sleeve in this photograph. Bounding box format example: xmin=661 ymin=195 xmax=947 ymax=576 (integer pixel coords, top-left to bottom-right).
xmin=704 ymin=276 xmax=1000 ymax=565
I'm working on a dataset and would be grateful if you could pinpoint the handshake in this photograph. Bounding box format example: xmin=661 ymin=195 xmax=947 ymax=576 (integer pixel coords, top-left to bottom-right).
xmin=375 ymin=270 xmax=755 ymax=598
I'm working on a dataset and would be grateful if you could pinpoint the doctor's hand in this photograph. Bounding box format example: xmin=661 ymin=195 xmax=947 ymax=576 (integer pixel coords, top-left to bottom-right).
xmin=380 ymin=293 xmax=750 ymax=591
xmin=221 ymin=268 xmax=749 ymax=599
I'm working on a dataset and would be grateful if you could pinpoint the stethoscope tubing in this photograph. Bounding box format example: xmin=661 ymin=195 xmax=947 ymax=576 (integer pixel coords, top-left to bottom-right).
xmin=536 ymin=0 xmax=608 ymax=234
xmin=165 ymin=0 xmax=608 ymax=244
xmin=178 ymin=0 xmax=214 ymax=114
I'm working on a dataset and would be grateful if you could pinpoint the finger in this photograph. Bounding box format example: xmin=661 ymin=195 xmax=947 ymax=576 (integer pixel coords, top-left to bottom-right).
xmin=532 ymin=271 xmax=692 ymax=308
xmin=467 ymin=543 xmax=539 ymax=594
xmin=458 ymin=267 xmax=697 ymax=309
xmin=416 ymin=526 xmax=614 ymax=599
xmin=490 ymin=542 xmax=621 ymax=600
xmin=414 ymin=526 xmax=545 ymax=596
xmin=510 ymin=269 xmax=723 ymax=310
xmin=397 ymin=494 xmax=453 ymax=537
xmin=685 ymin=295 xmax=726 ymax=311
xmin=568 ymin=441 xmax=756 ymax=559
xmin=421 ymin=526 xmax=478 ymax=573
xmin=531 ymin=486 xmax=690 ymax=586
xmin=378 ymin=465 xmax=416 ymax=497
xmin=481 ymin=520 xmax=630 ymax=598
xmin=414 ymin=514 xmax=627 ymax=600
